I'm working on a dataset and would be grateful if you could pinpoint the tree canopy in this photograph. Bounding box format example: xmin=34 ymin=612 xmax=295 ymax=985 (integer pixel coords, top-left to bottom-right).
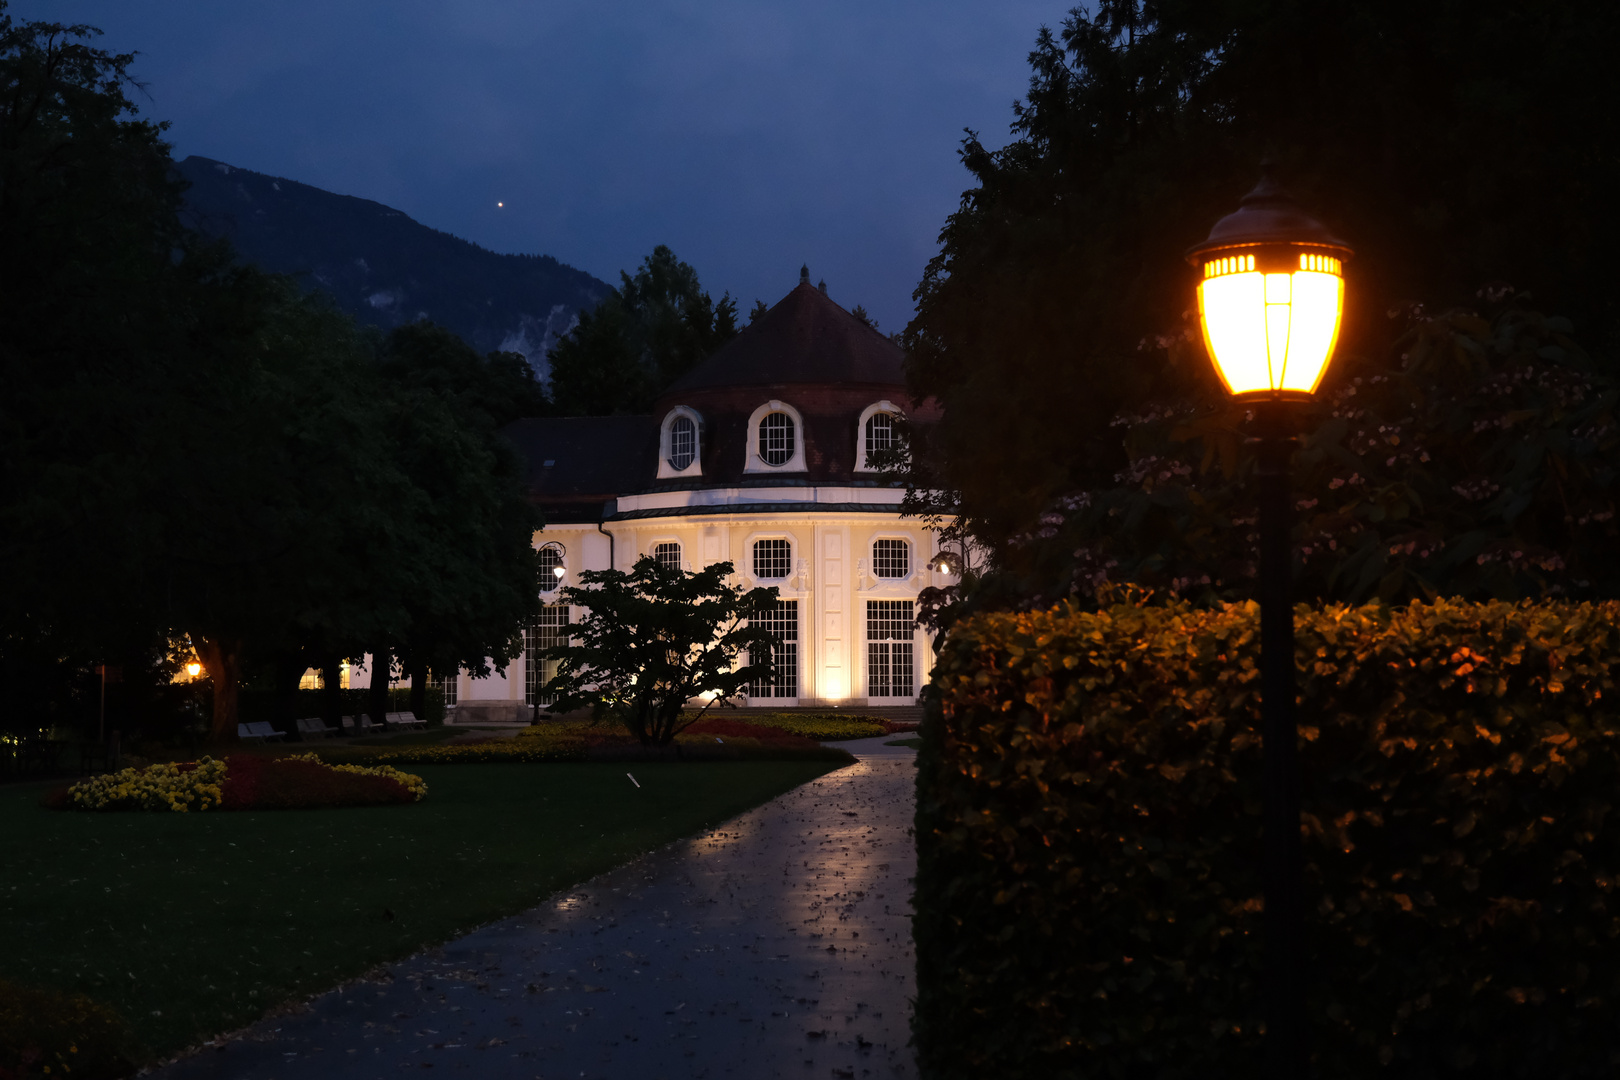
xmin=546 ymin=245 xmax=738 ymax=415
xmin=903 ymin=0 xmax=1620 ymax=606
xmin=0 ymin=9 xmax=543 ymax=741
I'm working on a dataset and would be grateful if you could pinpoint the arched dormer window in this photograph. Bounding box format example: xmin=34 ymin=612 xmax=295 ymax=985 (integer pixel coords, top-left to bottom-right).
xmin=743 ymin=400 xmax=807 ymax=473
xmin=855 ymin=400 xmax=903 ymax=472
xmin=657 ymin=406 xmax=703 ymax=479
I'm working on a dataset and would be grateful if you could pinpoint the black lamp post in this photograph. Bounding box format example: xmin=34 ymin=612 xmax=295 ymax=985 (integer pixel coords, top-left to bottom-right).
xmin=1186 ymin=170 xmax=1353 ymax=1079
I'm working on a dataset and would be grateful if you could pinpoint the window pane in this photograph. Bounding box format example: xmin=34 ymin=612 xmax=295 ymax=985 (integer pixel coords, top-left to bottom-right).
xmin=867 ymin=600 xmax=915 ymax=698
xmin=524 ymin=605 xmax=570 ymax=706
xmin=759 ymin=412 xmax=795 ymax=466
xmin=537 ymin=546 xmax=564 ymax=592
xmin=753 ymin=538 xmax=792 ymax=579
xmin=653 ymin=542 xmax=681 ymax=571
xmin=748 ymin=599 xmax=799 ymax=698
xmin=865 ymin=412 xmax=895 ymax=464
xmin=873 ymin=538 xmax=909 ymax=578
xmin=669 ymin=416 xmax=696 ymax=470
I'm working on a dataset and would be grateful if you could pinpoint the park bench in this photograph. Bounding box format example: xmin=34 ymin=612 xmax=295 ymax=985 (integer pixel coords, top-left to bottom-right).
xmin=236 ymin=721 xmax=285 ymax=743
xmin=385 ymin=711 xmax=427 ymax=730
xmin=340 ymin=715 xmax=379 ymax=734
xmin=295 ymin=717 xmax=339 ymax=739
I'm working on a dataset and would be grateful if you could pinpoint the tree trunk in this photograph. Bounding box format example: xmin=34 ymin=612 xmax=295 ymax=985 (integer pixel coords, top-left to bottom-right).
xmin=406 ymin=655 xmax=428 ymax=724
xmin=319 ymin=654 xmax=344 ymax=732
xmin=368 ymin=647 xmax=391 ymax=730
xmin=196 ymin=637 xmax=242 ymax=744
xmin=273 ymin=652 xmax=303 ymax=736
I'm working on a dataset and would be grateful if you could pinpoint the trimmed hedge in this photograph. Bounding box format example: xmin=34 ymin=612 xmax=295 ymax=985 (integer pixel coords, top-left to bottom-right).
xmin=915 ymin=596 xmax=1620 ymax=1080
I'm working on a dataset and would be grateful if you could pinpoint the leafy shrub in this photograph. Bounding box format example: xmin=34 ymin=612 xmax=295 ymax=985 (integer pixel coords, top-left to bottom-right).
xmin=0 ymin=978 xmax=136 ymax=1080
xmin=916 ymin=595 xmax=1620 ymax=1080
xmin=60 ymin=755 xmax=424 ymax=811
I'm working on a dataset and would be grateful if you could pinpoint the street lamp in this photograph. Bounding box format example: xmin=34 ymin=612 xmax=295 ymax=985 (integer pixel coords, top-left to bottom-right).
xmin=1187 ymin=168 xmax=1352 ymax=1079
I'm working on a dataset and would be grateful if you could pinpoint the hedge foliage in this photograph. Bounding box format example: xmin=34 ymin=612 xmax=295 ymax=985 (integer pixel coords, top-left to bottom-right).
xmin=915 ymin=596 xmax=1620 ymax=1080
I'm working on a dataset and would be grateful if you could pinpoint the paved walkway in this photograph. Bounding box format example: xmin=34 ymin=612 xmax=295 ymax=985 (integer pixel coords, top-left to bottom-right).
xmin=150 ymin=737 xmax=918 ymax=1080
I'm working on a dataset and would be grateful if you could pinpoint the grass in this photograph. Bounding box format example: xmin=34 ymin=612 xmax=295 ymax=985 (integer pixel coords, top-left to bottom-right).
xmin=886 ymin=737 xmax=924 ymax=749
xmin=0 ymin=758 xmax=844 ymax=1064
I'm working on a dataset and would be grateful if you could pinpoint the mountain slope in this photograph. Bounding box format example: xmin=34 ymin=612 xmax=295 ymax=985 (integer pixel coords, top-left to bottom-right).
xmin=176 ymin=156 xmax=609 ymax=377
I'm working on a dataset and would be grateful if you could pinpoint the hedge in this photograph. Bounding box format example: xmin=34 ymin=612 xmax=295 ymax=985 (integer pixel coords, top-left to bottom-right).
xmin=914 ymin=596 xmax=1620 ymax=1080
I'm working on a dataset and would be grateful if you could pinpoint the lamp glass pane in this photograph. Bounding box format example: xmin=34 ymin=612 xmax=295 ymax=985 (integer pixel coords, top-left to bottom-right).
xmin=1197 ymin=272 xmax=1269 ymax=395
xmin=1278 ymin=271 xmax=1343 ymax=394
xmin=1265 ymin=302 xmax=1292 ymax=386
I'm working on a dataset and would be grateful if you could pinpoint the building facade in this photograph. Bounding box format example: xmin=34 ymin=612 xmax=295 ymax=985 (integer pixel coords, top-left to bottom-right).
xmin=448 ymin=272 xmax=953 ymax=717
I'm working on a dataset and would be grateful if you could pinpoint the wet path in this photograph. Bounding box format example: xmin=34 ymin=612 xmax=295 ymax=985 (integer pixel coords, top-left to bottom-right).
xmin=149 ymin=740 xmax=917 ymax=1079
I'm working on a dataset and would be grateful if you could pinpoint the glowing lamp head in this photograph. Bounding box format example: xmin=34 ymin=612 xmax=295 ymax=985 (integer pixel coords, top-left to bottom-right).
xmin=552 ymin=565 xmax=565 ymax=579
xmin=1187 ymin=171 xmax=1353 ymax=401
xmin=185 ymin=662 xmax=202 ymax=678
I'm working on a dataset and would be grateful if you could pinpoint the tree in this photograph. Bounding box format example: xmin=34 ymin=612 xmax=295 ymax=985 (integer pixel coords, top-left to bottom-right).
xmin=546 ymin=245 xmax=738 ymax=415
xmin=541 ymin=557 xmax=779 ymax=746
xmin=904 ymin=0 xmax=1620 ymax=583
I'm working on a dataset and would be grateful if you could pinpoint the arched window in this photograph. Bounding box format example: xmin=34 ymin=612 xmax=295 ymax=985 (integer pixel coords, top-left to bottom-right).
xmin=653 ymin=541 xmax=681 ymax=571
xmin=855 ymin=400 xmax=904 ymax=472
xmin=752 ymin=538 xmax=792 ymax=580
xmin=668 ymin=416 xmax=696 ymax=470
xmin=864 ymin=412 xmax=896 ymax=465
xmin=658 ymin=406 xmax=703 ymax=479
xmin=537 ymin=544 xmax=565 ymax=592
xmin=743 ymin=400 xmax=806 ymax=474
xmin=759 ymin=412 xmax=795 ymax=466
xmin=873 ymin=538 xmax=910 ymax=578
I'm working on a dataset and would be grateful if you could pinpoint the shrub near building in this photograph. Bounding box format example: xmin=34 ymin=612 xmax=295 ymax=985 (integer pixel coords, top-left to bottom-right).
xmin=914 ymin=595 xmax=1620 ymax=1080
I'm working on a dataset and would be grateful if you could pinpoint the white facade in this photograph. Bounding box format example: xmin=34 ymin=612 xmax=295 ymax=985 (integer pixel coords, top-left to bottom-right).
xmin=451 ymin=506 xmax=953 ymax=710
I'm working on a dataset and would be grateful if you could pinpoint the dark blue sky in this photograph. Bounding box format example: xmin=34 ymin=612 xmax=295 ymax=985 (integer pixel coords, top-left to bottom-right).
xmin=21 ymin=1 xmax=1063 ymax=332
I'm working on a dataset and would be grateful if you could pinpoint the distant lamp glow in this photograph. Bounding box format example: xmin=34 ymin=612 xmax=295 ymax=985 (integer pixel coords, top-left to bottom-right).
xmin=186 ymin=662 xmax=202 ymax=679
xmin=1187 ymin=171 xmax=1352 ymax=400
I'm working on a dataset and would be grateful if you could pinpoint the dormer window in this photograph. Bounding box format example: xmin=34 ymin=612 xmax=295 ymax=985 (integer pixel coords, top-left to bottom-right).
xmin=669 ymin=417 xmax=696 ymax=470
xmin=855 ymin=400 xmax=904 ymax=472
xmin=759 ymin=412 xmax=795 ymax=466
xmin=743 ymin=400 xmax=807 ymax=473
xmin=864 ymin=412 xmax=896 ymax=464
xmin=657 ymin=406 xmax=703 ymax=479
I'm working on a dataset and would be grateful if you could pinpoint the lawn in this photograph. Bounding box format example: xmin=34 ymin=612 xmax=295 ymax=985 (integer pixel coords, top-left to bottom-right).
xmin=0 ymin=758 xmax=844 ymax=1064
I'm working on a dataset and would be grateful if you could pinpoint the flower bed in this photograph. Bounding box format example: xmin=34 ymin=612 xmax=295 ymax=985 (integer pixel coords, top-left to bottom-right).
xmin=57 ymin=755 xmax=425 ymax=811
xmin=685 ymin=711 xmax=889 ymax=741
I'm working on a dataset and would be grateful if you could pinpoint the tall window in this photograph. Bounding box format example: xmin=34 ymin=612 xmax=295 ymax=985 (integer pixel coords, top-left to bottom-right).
xmin=748 ymin=599 xmax=799 ymax=699
xmin=864 ymin=411 xmax=896 ymax=465
xmin=524 ymin=605 xmax=570 ymax=707
xmin=873 ymin=538 xmax=910 ymax=578
xmin=753 ymin=538 xmax=792 ymax=579
xmin=537 ymin=545 xmax=564 ymax=592
xmin=759 ymin=412 xmax=795 ymax=466
xmin=668 ymin=416 xmax=696 ymax=470
xmin=434 ymin=669 xmax=458 ymax=708
xmin=653 ymin=542 xmax=681 ymax=571
xmin=867 ymin=600 xmax=915 ymax=699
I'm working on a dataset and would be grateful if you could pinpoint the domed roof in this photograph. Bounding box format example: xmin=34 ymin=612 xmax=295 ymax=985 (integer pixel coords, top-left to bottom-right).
xmin=665 ymin=279 xmax=904 ymax=393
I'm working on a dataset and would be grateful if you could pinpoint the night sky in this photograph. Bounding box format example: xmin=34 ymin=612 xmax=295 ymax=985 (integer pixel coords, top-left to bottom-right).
xmin=19 ymin=1 xmax=1064 ymax=332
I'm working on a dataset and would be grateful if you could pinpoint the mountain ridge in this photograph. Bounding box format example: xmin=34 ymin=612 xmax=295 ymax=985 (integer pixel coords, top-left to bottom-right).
xmin=176 ymin=155 xmax=609 ymax=378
